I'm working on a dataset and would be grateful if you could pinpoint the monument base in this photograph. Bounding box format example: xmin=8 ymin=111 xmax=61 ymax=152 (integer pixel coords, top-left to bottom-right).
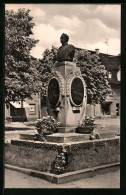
xmin=5 ymin=162 xmax=120 ymax=184
xmin=19 ymin=131 xmax=116 ymax=143
xmin=58 ymin=127 xmax=76 ymax=133
xmin=5 ymin=137 xmax=120 ymax=184
xmin=19 ymin=132 xmax=90 ymax=143
xmin=45 ymin=133 xmax=90 ymax=143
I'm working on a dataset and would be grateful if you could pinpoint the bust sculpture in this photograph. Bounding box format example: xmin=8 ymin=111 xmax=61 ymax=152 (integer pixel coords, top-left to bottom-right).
xmin=57 ymin=33 xmax=75 ymax=62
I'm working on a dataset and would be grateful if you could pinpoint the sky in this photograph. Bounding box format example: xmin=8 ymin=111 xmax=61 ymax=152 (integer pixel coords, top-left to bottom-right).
xmin=5 ymin=4 xmax=121 ymax=59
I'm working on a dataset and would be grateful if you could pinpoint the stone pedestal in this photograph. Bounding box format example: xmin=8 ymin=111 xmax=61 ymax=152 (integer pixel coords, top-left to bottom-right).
xmin=5 ymin=137 xmax=120 ymax=184
xmin=45 ymin=133 xmax=90 ymax=143
xmin=19 ymin=132 xmax=90 ymax=143
xmin=47 ymin=61 xmax=87 ymax=133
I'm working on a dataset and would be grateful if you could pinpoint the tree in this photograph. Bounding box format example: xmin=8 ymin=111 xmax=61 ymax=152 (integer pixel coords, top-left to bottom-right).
xmin=75 ymin=49 xmax=111 ymax=104
xmin=37 ymin=46 xmax=58 ymax=102
xmin=38 ymin=47 xmax=111 ymax=105
xmin=5 ymin=8 xmax=40 ymax=103
xmin=5 ymin=9 xmax=110 ymax=105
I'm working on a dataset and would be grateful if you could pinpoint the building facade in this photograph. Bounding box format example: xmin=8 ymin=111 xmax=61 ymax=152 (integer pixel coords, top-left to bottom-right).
xmin=99 ymin=52 xmax=120 ymax=117
xmin=5 ymin=94 xmax=41 ymax=122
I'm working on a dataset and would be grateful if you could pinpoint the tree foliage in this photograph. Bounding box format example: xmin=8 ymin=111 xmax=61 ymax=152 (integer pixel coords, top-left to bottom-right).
xmin=5 ymin=9 xmax=40 ymax=103
xmin=37 ymin=46 xmax=57 ymax=102
xmin=39 ymin=47 xmax=111 ymax=104
xmin=75 ymin=49 xmax=111 ymax=104
xmin=5 ymin=8 xmax=111 ymax=105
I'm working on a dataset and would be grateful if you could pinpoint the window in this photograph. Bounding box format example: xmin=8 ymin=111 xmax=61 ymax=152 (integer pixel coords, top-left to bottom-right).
xmin=108 ymin=71 xmax=112 ymax=79
xmin=29 ymin=104 xmax=36 ymax=115
xmin=116 ymin=103 xmax=119 ymax=116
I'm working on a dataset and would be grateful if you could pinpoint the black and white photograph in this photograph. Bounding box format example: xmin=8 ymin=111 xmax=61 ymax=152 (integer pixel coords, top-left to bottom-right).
xmin=4 ymin=3 xmax=120 ymax=188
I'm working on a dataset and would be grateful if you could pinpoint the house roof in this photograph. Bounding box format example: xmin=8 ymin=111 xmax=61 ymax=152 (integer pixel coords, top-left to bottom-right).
xmin=99 ymin=54 xmax=120 ymax=70
xmin=75 ymin=47 xmax=120 ymax=85
xmin=75 ymin=47 xmax=120 ymax=71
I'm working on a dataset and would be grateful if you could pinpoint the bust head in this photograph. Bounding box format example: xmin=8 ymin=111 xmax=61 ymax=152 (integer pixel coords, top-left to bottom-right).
xmin=57 ymin=33 xmax=75 ymax=62
xmin=60 ymin=33 xmax=69 ymax=45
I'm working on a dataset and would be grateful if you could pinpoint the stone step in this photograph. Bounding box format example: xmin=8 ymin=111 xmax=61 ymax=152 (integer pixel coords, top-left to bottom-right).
xmin=19 ymin=131 xmax=116 ymax=143
xmin=45 ymin=133 xmax=90 ymax=143
xmin=19 ymin=132 xmax=90 ymax=143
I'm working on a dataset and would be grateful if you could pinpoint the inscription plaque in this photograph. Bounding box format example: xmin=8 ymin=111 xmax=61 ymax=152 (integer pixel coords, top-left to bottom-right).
xmin=48 ymin=78 xmax=60 ymax=106
xmin=71 ymin=77 xmax=84 ymax=106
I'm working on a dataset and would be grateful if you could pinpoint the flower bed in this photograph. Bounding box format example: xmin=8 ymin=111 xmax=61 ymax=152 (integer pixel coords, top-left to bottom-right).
xmin=34 ymin=116 xmax=60 ymax=141
xmin=77 ymin=116 xmax=95 ymax=134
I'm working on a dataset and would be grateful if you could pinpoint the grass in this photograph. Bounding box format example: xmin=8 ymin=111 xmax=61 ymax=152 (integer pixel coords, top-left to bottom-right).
xmin=5 ymin=143 xmax=58 ymax=172
xmin=5 ymin=138 xmax=120 ymax=173
xmin=67 ymin=139 xmax=120 ymax=172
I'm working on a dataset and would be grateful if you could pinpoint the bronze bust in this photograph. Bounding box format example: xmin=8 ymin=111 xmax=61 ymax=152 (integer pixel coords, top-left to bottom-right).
xmin=57 ymin=33 xmax=75 ymax=62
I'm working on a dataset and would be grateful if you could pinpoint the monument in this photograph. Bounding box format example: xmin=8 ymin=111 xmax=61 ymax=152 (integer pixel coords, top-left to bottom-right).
xmin=46 ymin=33 xmax=88 ymax=142
xmin=6 ymin=34 xmax=119 ymax=184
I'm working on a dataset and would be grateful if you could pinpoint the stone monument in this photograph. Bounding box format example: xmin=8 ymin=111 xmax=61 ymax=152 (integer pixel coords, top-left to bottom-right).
xmin=46 ymin=33 xmax=87 ymax=142
xmin=8 ymin=33 xmax=119 ymax=184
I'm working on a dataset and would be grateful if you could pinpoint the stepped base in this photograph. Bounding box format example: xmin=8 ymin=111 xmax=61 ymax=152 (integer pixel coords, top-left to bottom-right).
xmin=19 ymin=133 xmax=35 ymax=141
xmin=19 ymin=131 xmax=116 ymax=143
xmin=45 ymin=133 xmax=90 ymax=143
xmin=5 ymin=162 xmax=120 ymax=184
xmin=19 ymin=133 xmax=90 ymax=143
xmin=5 ymin=137 xmax=120 ymax=181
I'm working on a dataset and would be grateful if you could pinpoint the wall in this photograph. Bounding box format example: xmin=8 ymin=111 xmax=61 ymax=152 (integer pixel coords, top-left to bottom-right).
xmin=85 ymin=104 xmax=101 ymax=118
xmin=86 ymin=104 xmax=94 ymax=117
xmin=5 ymin=104 xmax=10 ymax=118
xmin=5 ymin=94 xmax=40 ymax=122
xmin=24 ymin=94 xmax=39 ymax=121
xmin=5 ymin=138 xmax=120 ymax=173
xmin=105 ymin=88 xmax=120 ymax=116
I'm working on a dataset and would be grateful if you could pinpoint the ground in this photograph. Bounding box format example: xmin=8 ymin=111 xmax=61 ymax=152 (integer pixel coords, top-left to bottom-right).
xmin=4 ymin=117 xmax=120 ymax=188
xmin=5 ymin=168 xmax=120 ymax=188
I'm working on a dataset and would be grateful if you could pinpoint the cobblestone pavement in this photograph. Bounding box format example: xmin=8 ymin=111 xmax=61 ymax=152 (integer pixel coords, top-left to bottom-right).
xmin=4 ymin=168 xmax=120 ymax=188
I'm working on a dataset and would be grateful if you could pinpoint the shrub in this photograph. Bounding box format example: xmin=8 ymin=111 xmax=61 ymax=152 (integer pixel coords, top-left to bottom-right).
xmin=51 ymin=148 xmax=69 ymax=174
xmin=35 ymin=116 xmax=60 ymax=136
xmin=78 ymin=116 xmax=95 ymax=127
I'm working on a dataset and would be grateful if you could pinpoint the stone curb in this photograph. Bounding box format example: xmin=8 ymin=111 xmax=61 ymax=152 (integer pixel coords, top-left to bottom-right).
xmin=5 ymin=163 xmax=120 ymax=184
